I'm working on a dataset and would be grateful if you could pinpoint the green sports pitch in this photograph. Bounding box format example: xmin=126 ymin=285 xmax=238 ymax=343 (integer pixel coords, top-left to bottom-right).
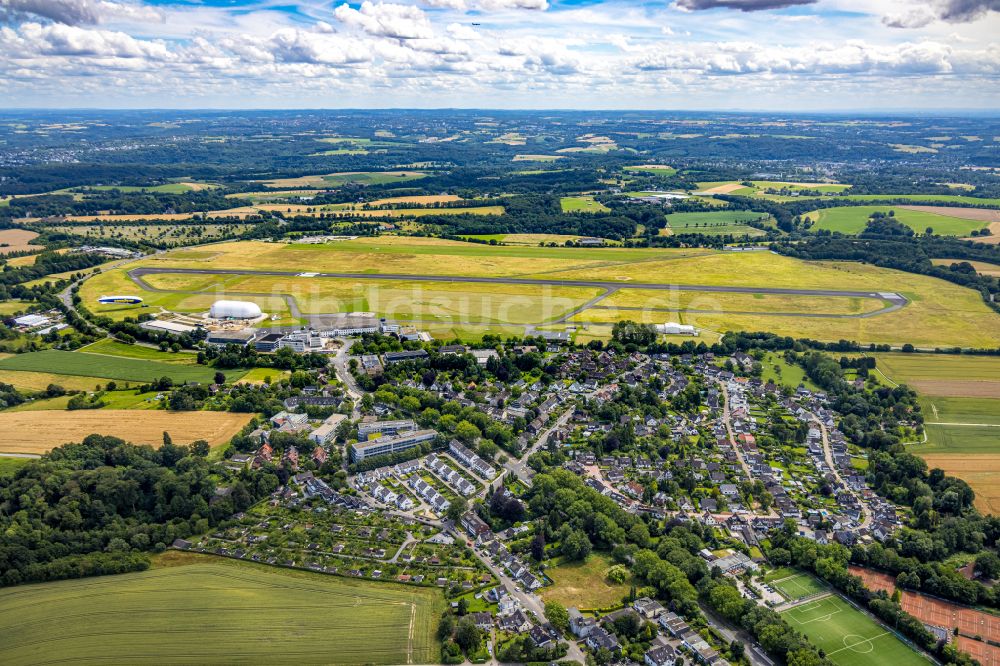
xmin=780 ymin=595 xmax=930 ymax=666
xmin=764 ymin=568 xmax=827 ymax=600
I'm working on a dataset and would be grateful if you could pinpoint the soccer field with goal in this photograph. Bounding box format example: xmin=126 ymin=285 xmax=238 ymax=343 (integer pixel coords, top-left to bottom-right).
xmin=780 ymin=595 xmax=931 ymax=666
xmin=763 ymin=568 xmax=827 ymax=601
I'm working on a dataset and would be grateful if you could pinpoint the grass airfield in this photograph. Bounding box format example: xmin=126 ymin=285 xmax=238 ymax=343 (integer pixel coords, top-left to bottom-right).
xmin=77 ymin=237 xmax=1000 ymax=349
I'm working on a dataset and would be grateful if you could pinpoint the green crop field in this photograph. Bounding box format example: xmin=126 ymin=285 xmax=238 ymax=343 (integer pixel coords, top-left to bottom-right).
xmin=623 ymin=165 xmax=677 ymax=175
xmin=260 ymin=171 xmax=427 ymax=188
xmin=79 ymin=339 xmax=202 ymax=365
xmin=666 ymin=210 xmax=768 ymax=236
xmin=780 ymin=595 xmax=930 ymax=666
xmin=919 ymin=424 xmax=1000 ymax=453
xmin=560 ymin=196 xmax=610 ymax=213
xmin=0 ymin=350 xmax=234 ymax=384
xmin=831 ymin=194 xmax=1000 ymax=206
xmin=763 ymin=568 xmax=827 ymax=600
xmin=80 ymin=183 xmax=214 ymax=194
xmin=920 ymin=397 xmax=1000 ymax=426
xmin=0 ymin=557 xmax=443 ymax=666
xmin=807 ymin=206 xmax=987 ymax=235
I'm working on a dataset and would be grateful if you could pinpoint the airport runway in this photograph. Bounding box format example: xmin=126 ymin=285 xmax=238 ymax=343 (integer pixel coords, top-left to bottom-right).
xmin=126 ymin=266 xmax=908 ymax=323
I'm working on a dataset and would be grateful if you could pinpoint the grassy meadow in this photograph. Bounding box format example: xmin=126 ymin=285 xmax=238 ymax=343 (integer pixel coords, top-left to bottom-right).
xmin=541 ymin=553 xmax=631 ymax=609
xmin=560 ymin=195 xmax=610 ymax=213
xmin=806 ymin=206 xmax=988 ymax=235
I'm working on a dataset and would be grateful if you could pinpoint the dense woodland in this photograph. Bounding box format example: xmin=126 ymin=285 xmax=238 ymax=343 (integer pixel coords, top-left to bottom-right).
xmin=0 ymin=435 xmax=278 ymax=587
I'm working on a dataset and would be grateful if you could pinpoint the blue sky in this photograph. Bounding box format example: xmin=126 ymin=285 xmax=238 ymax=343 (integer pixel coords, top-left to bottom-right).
xmin=0 ymin=0 xmax=997 ymax=109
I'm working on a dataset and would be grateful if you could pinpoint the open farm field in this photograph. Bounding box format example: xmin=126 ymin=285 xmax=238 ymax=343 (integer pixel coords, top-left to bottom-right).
xmin=873 ymin=353 xmax=1000 ymax=397
xmin=876 ymin=354 xmax=1000 ymax=514
xmin=0 ymin=556 xmax=442 ymax=666
xmin=0 ymin=368 xmax=115 ymax=392
xmin=899 ymin=206 xmax=1000 ymax=223
xmin=80 ymin=183 xmax=216 ymax=194
xmin=831 ymin=194 xmax=1000 ymax=206
xmin=46 ymin=223 xmax=253 ymax=245
xmin=920 ymin=396 xmax=1000 ymax=425
xmin=921 ymin=453 xmax=1000 ymax=514
xmin=919 ymin=424 xmax=999 ymax=453
xmin=0 ymin=349 xmax=234 ymax=383
xmin=258 ymin=170 xmax=427 ymax=188
xmin=0 ymin=300 xmax=31 ymax=315
xmin=79 ymin=339 xmax=201 ymax=365
xmin=806 ymin=206 xmax=988 ymax=235
xmin=666 ymin=210 xmax=768 ymax=236
xmin=931 ymin=258 xmax=1000 ymax=276
xmin=512 ymin=154 xmax=563 ymax=161
xmin=695 ymin=182 xmax=753 ymax=195
xmin=4 ymin=254 xmax=41 ymax=267
xmin=226 ymin=189 xmax=324 ymax=201
xmin=0 ymin=410 xmax=252 ymax=453
xmin=0 ymin=229 xmax=42 ymax=254
xmin=368 ymin=194 xmax=462 ymax=205
xmin=780 ymin=594 xmax=929 ymax=666
xmin=624 ymin=165 xmax=676 ymax=175
xmin=256 ymin=204 xmax=504 ymax=218
xmin=45 ymin=210 xmax=258 ymax=223
xmin=561 ymin=195 xmax=610 ymax=213
xmin=541 ymin=553 xmax=631 ymax=609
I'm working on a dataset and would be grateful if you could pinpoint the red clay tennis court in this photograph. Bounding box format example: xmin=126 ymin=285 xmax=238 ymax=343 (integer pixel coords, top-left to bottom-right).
xmin=849 ymin=565 xmax=1000 ymax=664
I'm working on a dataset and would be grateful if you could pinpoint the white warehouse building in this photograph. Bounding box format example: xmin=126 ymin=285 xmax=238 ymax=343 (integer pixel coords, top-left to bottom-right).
xmin=210 ymin=300 xmax=263 ymax=320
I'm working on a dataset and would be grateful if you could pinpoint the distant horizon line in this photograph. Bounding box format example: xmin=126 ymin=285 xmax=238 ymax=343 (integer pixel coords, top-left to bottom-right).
xmin=1 ymin=106 xmax=999 ymax=118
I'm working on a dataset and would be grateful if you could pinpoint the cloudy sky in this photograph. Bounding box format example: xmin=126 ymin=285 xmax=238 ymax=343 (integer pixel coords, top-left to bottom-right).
xmin=1 ymin=0 xmax=998 ymax=110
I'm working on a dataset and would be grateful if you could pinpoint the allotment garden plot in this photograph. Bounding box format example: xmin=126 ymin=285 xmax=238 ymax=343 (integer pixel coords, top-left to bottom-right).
xmin=780 ymin=594 xmax=930 ymax=666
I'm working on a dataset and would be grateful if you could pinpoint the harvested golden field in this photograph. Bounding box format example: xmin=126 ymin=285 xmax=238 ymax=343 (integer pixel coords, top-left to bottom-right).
xmin=0 ymin=229 xmax=42 ymax=254
xmin=0 ymin=410 xmax=252 ymax=454
xmin=930 ymin=258 xmax=1000 ymax=277
xmin=965 ymin=222 xmax=1000 ymax=243
xmin=0 ymin=369 xmax=113 ymax=392
xmin=699 ymin=183 xmax=746 ymax=195
xmin=367 ymin=194 xmax=462 ymax=205
xmin=254 ymin=204 xmax=503 ymax=218
xmin=900 ymin=206 xmax=1000 ymax=222
xmin=921 ymin=454 xmax=1000 ymax=515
